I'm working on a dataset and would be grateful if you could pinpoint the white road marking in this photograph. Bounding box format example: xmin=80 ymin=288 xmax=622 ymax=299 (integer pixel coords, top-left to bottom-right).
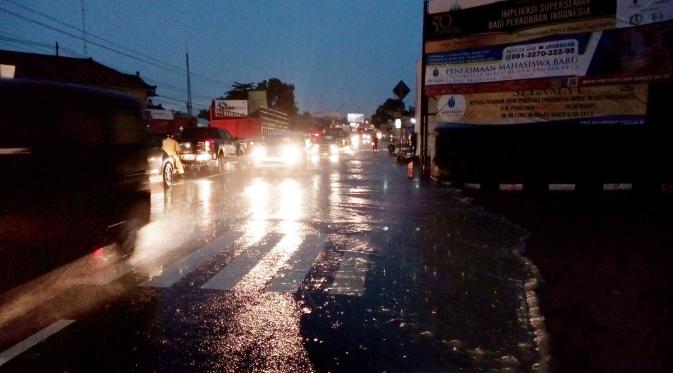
xmin=499 ymin=184 xmax=523 ymax=191
xmin=140 ymin=230 xmax=242 ymax=288
xmin=549 ymin=184 xmax=576 ymax=191
xmin=329 ymin=252 xmax=369 ymax=297
xmin=603 ymin=183 xmax=632 ymax=191
xmin=265 ymin=234 xmax=326 ymax=293
xmin=0 ymin=319 xmax=75 ymax=367
xmin=0 ymin=147 xmax=31 ymax=155
xmin=201 ymin=233 xmax=283 ymax=291
xmin=464 ymin=183 xmax=481 ymax=190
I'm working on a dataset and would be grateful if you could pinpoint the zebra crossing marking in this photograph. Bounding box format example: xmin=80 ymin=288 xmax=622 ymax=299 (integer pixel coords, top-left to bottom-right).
xmin=140 ymin=230 xmax=241 ymax=288
xmin=265 ymin=234 xmax=326 ymax=293
xmin=201 ymin=233 xmax=284 ymax=291
xmin=329 ymin=252 xmax=369 ymax=296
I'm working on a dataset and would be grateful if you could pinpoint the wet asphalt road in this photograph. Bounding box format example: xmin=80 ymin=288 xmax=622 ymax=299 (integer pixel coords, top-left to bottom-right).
xmin=0 ymin=144 xmax=544 ymax=372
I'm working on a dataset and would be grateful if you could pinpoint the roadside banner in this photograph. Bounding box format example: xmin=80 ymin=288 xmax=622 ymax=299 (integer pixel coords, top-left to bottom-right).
xmin=617 ymin=0 xmax=673 ymax=28
xmin=433 ymin=84 xmax=648 ymax=125
xmin=426 ymin=20 xmax=673 ymax=95
xmin=425 ymin=0 xmax=615 ymax=41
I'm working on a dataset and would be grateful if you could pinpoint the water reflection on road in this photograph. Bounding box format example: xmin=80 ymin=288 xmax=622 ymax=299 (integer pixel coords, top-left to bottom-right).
xmin=0 ymin=146 xmax=546 ymax=372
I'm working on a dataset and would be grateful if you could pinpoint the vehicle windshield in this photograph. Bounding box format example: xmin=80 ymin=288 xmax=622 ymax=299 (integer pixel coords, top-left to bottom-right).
xmin=180 ymin=127 xmax=218 ymax=141
xmin=263 ymin=135 xmax=303 ymax=145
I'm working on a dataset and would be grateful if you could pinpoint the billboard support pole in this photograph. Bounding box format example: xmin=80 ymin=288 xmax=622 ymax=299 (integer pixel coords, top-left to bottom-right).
xmin=420 ymin=0 xmax=430 ymax=178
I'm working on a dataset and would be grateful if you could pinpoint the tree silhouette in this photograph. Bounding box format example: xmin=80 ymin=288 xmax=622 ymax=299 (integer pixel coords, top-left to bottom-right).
xmin=223 ymin=81 xmax=256 ymax=100
xmin=371 ymin=98 xmax=405 ymax=126
xmin=256 ymin=78 xmax=298 ymax=117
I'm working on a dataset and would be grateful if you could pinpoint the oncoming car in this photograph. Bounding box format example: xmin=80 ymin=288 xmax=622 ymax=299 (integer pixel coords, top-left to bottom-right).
xmin=249 ymin=134 xmax=307 ymax=169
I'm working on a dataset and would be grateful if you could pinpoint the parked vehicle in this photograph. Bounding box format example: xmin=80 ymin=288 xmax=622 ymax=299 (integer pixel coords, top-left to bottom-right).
xmin=178 ymin=127 xmax=238 ymax=173
xmin=0 ymin=79 xmax=150 ymax=292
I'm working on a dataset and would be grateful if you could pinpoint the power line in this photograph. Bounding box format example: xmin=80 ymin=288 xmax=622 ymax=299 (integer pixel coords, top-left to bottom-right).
xmin=0 ymin=6 xmax=191 ymax=76
xmin=0 ymin=29 xmax=219 ymax=112
xmin=2 ymin=0 xmax=185 ymax=74
xmin=155 ymin=94 xmax=209 ymax=107
xmin=0 ymin=33 xmax=215 ymax=108
xmin=1 ymin=0 xmax=233 ymax=87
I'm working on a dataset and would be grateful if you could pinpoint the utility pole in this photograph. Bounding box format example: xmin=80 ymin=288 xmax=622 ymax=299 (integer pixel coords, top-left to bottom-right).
xmin=80 ymin=0 xmax=87 ymax=55
xmin=185 ymin=53 xmax=193 ymax=116
xmin=420 ymin=0 xmax=430 ymax=178
xmin=55 ymin=42 xmax=59 ymax=56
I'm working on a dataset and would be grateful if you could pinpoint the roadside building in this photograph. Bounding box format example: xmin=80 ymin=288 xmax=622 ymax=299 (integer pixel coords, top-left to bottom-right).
xmin=0 ymin=49 xmax=155 ymax=107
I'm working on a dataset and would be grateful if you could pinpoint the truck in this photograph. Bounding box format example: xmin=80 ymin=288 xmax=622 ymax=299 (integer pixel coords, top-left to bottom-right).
xmin=421 ymin=0 xmax=673 ymax=192
xmin=209 ymin=105 xmax=290 ymax=150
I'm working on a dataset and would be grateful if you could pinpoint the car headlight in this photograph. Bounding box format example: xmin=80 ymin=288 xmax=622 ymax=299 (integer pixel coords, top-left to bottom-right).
xmin=329 ymin=144 xmax=339 ymax=154
xmin=252 ymin=146 xmax=267 ymax=160
xmin=282 ymin=145 xmax=301 ymax=163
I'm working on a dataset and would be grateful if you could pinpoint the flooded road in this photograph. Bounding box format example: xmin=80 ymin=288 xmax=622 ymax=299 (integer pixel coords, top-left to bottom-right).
xmin=0 ymin=145 xmax=546 ymax=372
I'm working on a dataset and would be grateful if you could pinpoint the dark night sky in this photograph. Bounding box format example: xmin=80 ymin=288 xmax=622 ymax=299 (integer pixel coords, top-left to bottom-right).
xmin=1 ymin=0 xmax=423 ymax=116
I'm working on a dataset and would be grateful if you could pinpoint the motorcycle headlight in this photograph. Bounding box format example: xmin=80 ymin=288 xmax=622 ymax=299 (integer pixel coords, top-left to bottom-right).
xmin=329 ymin=144 xmax=339 ymax=154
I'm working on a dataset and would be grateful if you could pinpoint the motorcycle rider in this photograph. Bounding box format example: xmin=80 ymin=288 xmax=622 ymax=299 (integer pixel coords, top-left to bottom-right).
xmin=162 ymin=132 xmax=185 ymax=175
xmin=372 ymin=133 xmax=379 ymax=152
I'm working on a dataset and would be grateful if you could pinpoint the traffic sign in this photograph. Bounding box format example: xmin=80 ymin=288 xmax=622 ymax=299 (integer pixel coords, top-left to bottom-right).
xmin=393 ymin=80 xmax=410 ymax=100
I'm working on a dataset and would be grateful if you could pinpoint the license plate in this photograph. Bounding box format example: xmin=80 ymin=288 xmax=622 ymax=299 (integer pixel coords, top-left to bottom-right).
xmin=182 ymin=154 xmax=195 ymax=160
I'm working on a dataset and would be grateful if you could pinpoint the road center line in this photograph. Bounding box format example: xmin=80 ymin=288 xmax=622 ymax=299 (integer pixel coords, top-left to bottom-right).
xmin=0 ymin=319 xmax=75 ymax=367
xmin=265 ymin=234 xmax=325 ymax=293
xmin=201 ymin=233 xmax=284 ymax=291
xmin=140 ymin=230 xmax=242 ymax=288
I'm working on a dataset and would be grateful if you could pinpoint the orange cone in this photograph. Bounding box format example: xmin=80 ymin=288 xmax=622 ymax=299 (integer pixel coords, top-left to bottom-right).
xmin=407 ymin=160 xmax=413 ymax=178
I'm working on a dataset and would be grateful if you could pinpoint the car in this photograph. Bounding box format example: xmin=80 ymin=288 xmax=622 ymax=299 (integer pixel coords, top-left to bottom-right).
xmin=0 ymin=79 xmax=150 ymax=293
xmin=249 ymin=134 xmax=307 ymax=169
xmin=177 ymin=127 xmax=238 ymax=173
xmin=309 ymin=132 xmax=342 ymax=157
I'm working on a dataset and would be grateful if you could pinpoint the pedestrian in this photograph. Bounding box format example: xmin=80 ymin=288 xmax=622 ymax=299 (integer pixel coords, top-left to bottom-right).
xmin=162 ymin=133 xmax=185 ymax=175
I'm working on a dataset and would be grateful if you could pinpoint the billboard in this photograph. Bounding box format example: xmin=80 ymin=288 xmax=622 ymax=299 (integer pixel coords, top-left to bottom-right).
xmin=426 ymin=21 xmax=673 ymax=95
xmin=146 ymin=109 xmax=174 ymax=121
xmin=423 ymin=0 xmax=673 ymax=126
xmin=617 ymin=0 xmax=673 ymax=28
xmin=214 ymin=100 xmax=248 ymax=116
xmin=0 ymin=64 xmax=15 ymax=79
xmin=434 ymin=84 xmax=648 ymax=125
xmin=347 ymin=113 xmax=365 ymax=124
